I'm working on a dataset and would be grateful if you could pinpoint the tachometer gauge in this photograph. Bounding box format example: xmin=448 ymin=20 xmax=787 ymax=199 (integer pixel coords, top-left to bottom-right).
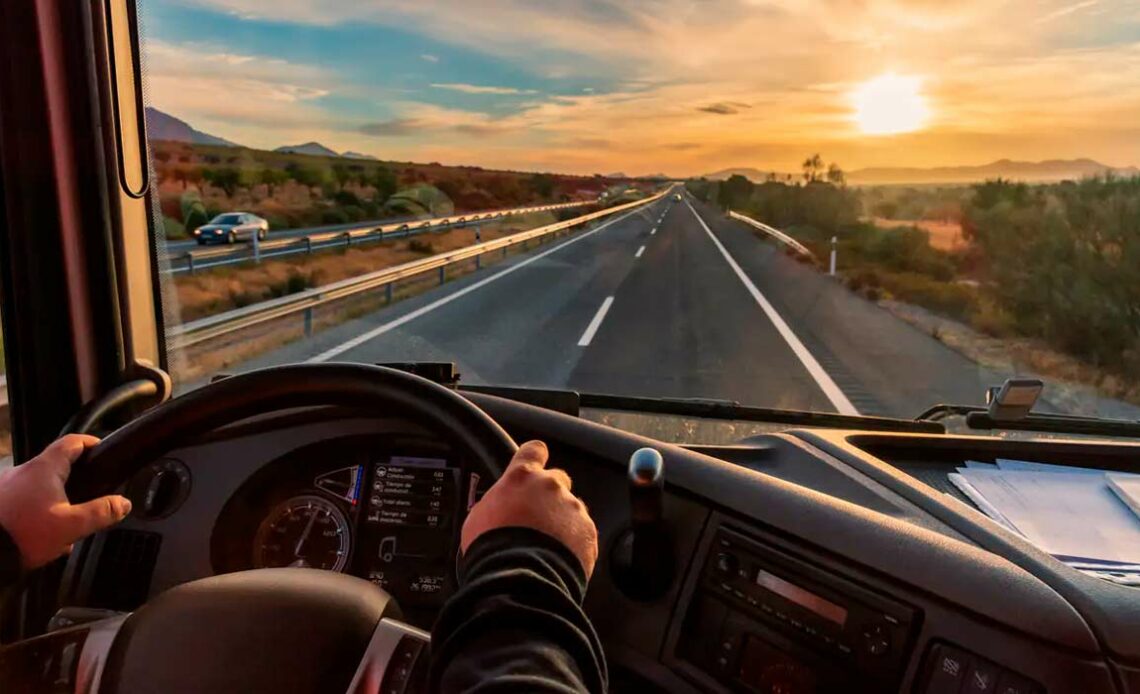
xmin=253 ymin=495 xmax=350 ymax=572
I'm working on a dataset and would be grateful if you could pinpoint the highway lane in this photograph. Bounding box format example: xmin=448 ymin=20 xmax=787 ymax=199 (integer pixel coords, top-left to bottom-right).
xmin=227 ymin=192 xmax=1011 ymax=418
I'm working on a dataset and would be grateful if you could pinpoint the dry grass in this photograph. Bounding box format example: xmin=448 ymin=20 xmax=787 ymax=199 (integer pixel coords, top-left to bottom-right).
xmin=881 ymin=299 xmax=1140 ymax=413
xmin=174 ymin=212 xmax=555 ymax=322
xmin=870 ymin=217 xmax=965 ymax=252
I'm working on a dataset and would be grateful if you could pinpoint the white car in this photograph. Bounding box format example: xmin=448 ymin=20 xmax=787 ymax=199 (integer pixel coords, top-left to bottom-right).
xmin=193 ymin=212 xmax=269 ymax=245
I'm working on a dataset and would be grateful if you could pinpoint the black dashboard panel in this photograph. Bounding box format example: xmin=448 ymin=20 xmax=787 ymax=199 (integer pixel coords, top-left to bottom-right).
xmin=67 ymin=393 xmax=1140 ymax=694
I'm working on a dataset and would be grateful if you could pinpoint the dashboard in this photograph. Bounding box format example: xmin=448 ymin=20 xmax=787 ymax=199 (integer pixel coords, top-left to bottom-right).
xmin=209 ymin=433 xmax=483 ymax=617
xmin=45 ymin=394 xmax=1140 ymax=693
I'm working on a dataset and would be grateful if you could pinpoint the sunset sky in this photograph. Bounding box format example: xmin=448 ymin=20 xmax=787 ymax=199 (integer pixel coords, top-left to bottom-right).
xmin=140 ymin=0 xmax=1140 ymax=177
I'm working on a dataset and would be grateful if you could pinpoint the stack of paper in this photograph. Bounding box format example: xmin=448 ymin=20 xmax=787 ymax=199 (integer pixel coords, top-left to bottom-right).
xmin=947 ymin=459 xmax=1140 ymax=586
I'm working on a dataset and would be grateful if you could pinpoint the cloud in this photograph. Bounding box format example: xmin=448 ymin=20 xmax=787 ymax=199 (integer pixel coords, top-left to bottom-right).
xmin=358 ymin=103 xmax=516 ymax=139
xmin=141 ymin=40 xmax=337 ymax=137
xmin=159 ymin=1 xmax=1140 ymax=173
xmin=430 ymin=82 xmax=538 ymax=95
xmin=358 ymin=118 xmax=428 ymax=137
xmin=1035 ymin=0 xmax=1099 ymax=23
xmin=420 ymin=53 xmax=440 ymax=63
xmin=698 ymin=102 xmax=751 ymax=115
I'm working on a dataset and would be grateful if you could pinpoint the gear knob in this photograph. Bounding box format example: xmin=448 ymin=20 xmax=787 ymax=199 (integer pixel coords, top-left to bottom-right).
xmin=611 ymin=447 xmax=673 ymax=601
xmin=628 ymin=447 xmax=664 ymax=525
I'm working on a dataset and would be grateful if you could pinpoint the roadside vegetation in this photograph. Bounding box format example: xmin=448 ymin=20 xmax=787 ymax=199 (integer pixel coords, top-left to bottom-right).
xmin=688 ymin=163 xmax=1140 ymax=404
xmin=152 ymin=140 xmax=641 ymax=238
xmin=174 ymin=211 xmax=561 ymax=322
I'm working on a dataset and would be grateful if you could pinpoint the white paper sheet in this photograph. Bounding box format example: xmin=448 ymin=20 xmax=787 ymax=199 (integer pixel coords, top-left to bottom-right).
xmin=955 ymin=468 xmax=1140 ymax=565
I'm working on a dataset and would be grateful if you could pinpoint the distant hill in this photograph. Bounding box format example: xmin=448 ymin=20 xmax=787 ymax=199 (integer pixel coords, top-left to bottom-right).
xmin=702 ymin=167 xmax=786 ymax=182
xmin=847 ymin=159 xmax=1140 ymax=185
xmin=341 ymin=151 xmax=378 ymax=160
xmin=274 ymin=142 xmax=340 ymax=157
xmin=703 ymin=159 xmax=1140 ymax=185
xmin=144 ymin=107 xmax=239 ymax=147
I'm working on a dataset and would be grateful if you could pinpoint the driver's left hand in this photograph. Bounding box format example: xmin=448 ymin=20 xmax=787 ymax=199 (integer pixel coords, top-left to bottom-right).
xmin=0 ymin=434 xmax=132 ymax=570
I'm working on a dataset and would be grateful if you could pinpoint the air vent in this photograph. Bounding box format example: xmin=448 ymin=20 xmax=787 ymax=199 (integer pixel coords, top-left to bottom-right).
xmin=89 ymin=529 xmax=162 ymax=610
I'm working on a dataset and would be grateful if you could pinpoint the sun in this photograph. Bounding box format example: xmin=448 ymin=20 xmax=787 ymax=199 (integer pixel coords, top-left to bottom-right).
xmin=851 ymin=73 xmax=930 ymax=136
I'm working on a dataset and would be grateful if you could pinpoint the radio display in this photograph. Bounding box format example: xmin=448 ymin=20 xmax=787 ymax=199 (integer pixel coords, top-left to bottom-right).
xmin=755 ymin=569 xmax=848 ymax=626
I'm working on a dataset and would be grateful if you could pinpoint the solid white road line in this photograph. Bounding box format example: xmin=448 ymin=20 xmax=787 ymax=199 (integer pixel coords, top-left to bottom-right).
xmin=577 ymin=296 xmax=615 ymax=347
xmin=308 ymin=204 xmax=652 ymax=363
xmin=684 ymin=200 xmax=859 ymax=415
xmin=635 ymin=245 xmax=646 ymax=258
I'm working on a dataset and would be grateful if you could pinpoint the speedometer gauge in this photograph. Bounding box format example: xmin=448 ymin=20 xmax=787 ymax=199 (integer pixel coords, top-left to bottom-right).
xmin=253 ymin=495 xmax=350 ymax=572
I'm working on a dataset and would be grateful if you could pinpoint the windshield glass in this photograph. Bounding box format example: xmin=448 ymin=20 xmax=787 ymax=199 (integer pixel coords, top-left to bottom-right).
xmin=209 ymin=214 xmax=243 ymax=225
xmin=139 ymin=1 xmax=1140 ymax=430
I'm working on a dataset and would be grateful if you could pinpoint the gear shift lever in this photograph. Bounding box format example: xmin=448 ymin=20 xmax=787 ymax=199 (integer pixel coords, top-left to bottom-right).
xmin=611 ymin=448 xmax=674 ymax=601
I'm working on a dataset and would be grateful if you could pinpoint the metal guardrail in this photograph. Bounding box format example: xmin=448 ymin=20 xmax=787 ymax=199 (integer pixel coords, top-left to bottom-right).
xmin=728 ymin=210 xmax=815 ymax=259
xmin=168 ymin=200 xmax=596 ymax=274
xmin=169 ymin=191 xmax=667 ymax=350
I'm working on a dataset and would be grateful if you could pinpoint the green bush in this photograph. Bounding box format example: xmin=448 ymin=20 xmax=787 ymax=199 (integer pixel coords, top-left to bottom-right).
xmin=963 ymin=175 xmax=1140 ymax=372
xmin=180 ymin=191 xmax=208 ymax=230
xmin=321 ymin=208 xmax=350 ymax=224
xmin=266 ymin=270 xmax=316 ymax=299
xmin=161 ymin=216 xmax=187 ymax=239
xmin=408 ymin=238 xmax=435 ymax=254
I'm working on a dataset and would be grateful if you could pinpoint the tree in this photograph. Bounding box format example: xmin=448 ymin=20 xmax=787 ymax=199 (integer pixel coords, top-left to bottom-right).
xmin=717 ymin=174 xmax=754 ymax=210
xmin=802 ymin=153 xmax=824 ymax=183
xmin=259 ymin=168 xmax=288 ymax=198
xmin=826 ymin=162 xmax=846 ymax=187
xmin=528 ymin=173 xmax=556 ymax=199
xmin=286 ymin=163 xmax=329 ymax=191
xmin=371 ymin=167 xmax=398 ymax=203
xmin=201 ymin=166 xmax=241 ymax=196
xmin=331 ymin=163 xmax=352 ymax=191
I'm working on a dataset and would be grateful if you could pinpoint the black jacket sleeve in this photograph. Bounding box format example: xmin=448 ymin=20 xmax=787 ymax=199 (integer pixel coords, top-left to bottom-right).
xmin=429 ymin=527 xmax=608 ymax=693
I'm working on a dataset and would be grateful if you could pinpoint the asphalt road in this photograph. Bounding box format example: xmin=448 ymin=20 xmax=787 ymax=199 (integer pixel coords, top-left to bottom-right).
xmin=227 ymin=194 xmax=1019 ymax=418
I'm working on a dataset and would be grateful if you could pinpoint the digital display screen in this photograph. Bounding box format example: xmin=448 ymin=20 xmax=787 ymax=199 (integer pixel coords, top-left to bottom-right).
xmin=755 ymin=569 xmax=848 ymax=626
xmin=739 ymin=636 xmax=817 ymax=693
xmin=357 ymin=456 xmax=460 ymax=606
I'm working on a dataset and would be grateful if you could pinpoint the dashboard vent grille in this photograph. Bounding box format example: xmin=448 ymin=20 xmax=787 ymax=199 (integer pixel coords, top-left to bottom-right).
xmin=89 ymin=529 xmax=162 ymax=610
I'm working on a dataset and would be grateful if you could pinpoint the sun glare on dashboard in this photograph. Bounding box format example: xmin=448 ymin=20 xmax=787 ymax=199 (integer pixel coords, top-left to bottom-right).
xmin=851 ymin=73 xmax=931 ymax=136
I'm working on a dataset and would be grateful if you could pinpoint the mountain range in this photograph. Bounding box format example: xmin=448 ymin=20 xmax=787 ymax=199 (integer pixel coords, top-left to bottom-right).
xmin=704 ymin=159 xmax=1140 ymax=185
xmin=144 ymin=107 xmax=239 ymax=148
xmin=144 ymin=108 xmax=377 ymax=160
xmin=147 ymin=108 xmax=1138 ymax=184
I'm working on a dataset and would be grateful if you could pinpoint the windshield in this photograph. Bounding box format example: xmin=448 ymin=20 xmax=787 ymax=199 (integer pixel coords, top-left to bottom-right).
xmin=139 ymin=2 xmax=1140 ymax=431
xmin=209 ymin=214 xmax=243 ymax=225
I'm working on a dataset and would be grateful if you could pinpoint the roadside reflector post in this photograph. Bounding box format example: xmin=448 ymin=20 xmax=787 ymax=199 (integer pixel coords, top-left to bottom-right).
xmin=186 ymin=253 xmax=195 ymax=275
xmin=829 ymin=236 xmax=837 ymax=276
xmin=252 ymin=229 xmax=261 ymax=264
xmin=303 ymin=307 xmax=313 ymax=337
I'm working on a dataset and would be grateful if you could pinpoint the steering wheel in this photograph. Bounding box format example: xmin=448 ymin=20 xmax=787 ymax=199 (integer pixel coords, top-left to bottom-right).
xmin=58 ymin=363 xmax=518 ymax=693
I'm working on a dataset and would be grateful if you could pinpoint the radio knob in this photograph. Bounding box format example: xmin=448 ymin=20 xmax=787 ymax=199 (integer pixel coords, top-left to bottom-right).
xmin=861 ymin=624 xmax=891 ymax=657
xmin=715 ymin=552 xmax=739 ymax=575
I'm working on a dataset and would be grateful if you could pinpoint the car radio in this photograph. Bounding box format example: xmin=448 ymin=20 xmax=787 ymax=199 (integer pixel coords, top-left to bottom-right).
xmin=677 ymin=527 xmax=919 ymax=693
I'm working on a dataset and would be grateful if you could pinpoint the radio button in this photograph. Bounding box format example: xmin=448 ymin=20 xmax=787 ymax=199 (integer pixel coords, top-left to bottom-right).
xmin=962 ymin=659 xmax=1000 ymax=693
xmin=922 ymin=645 xmax=971 ymax=694
xmin=862 ymin=624 xmax=892 ymax=657
xmin=714 ymin=552 xmax=739 ymax=575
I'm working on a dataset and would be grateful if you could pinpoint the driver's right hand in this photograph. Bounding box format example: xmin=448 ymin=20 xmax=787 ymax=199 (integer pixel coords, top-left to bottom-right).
xmin=460 ymin=440 xmax=598 ymax=578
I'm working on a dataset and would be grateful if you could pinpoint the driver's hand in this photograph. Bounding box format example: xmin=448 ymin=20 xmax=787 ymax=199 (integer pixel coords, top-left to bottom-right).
xmin=461 ymin=440 xmax=598 ymax=578
xmin=0 ymin=435 xmax=132 ymax=570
